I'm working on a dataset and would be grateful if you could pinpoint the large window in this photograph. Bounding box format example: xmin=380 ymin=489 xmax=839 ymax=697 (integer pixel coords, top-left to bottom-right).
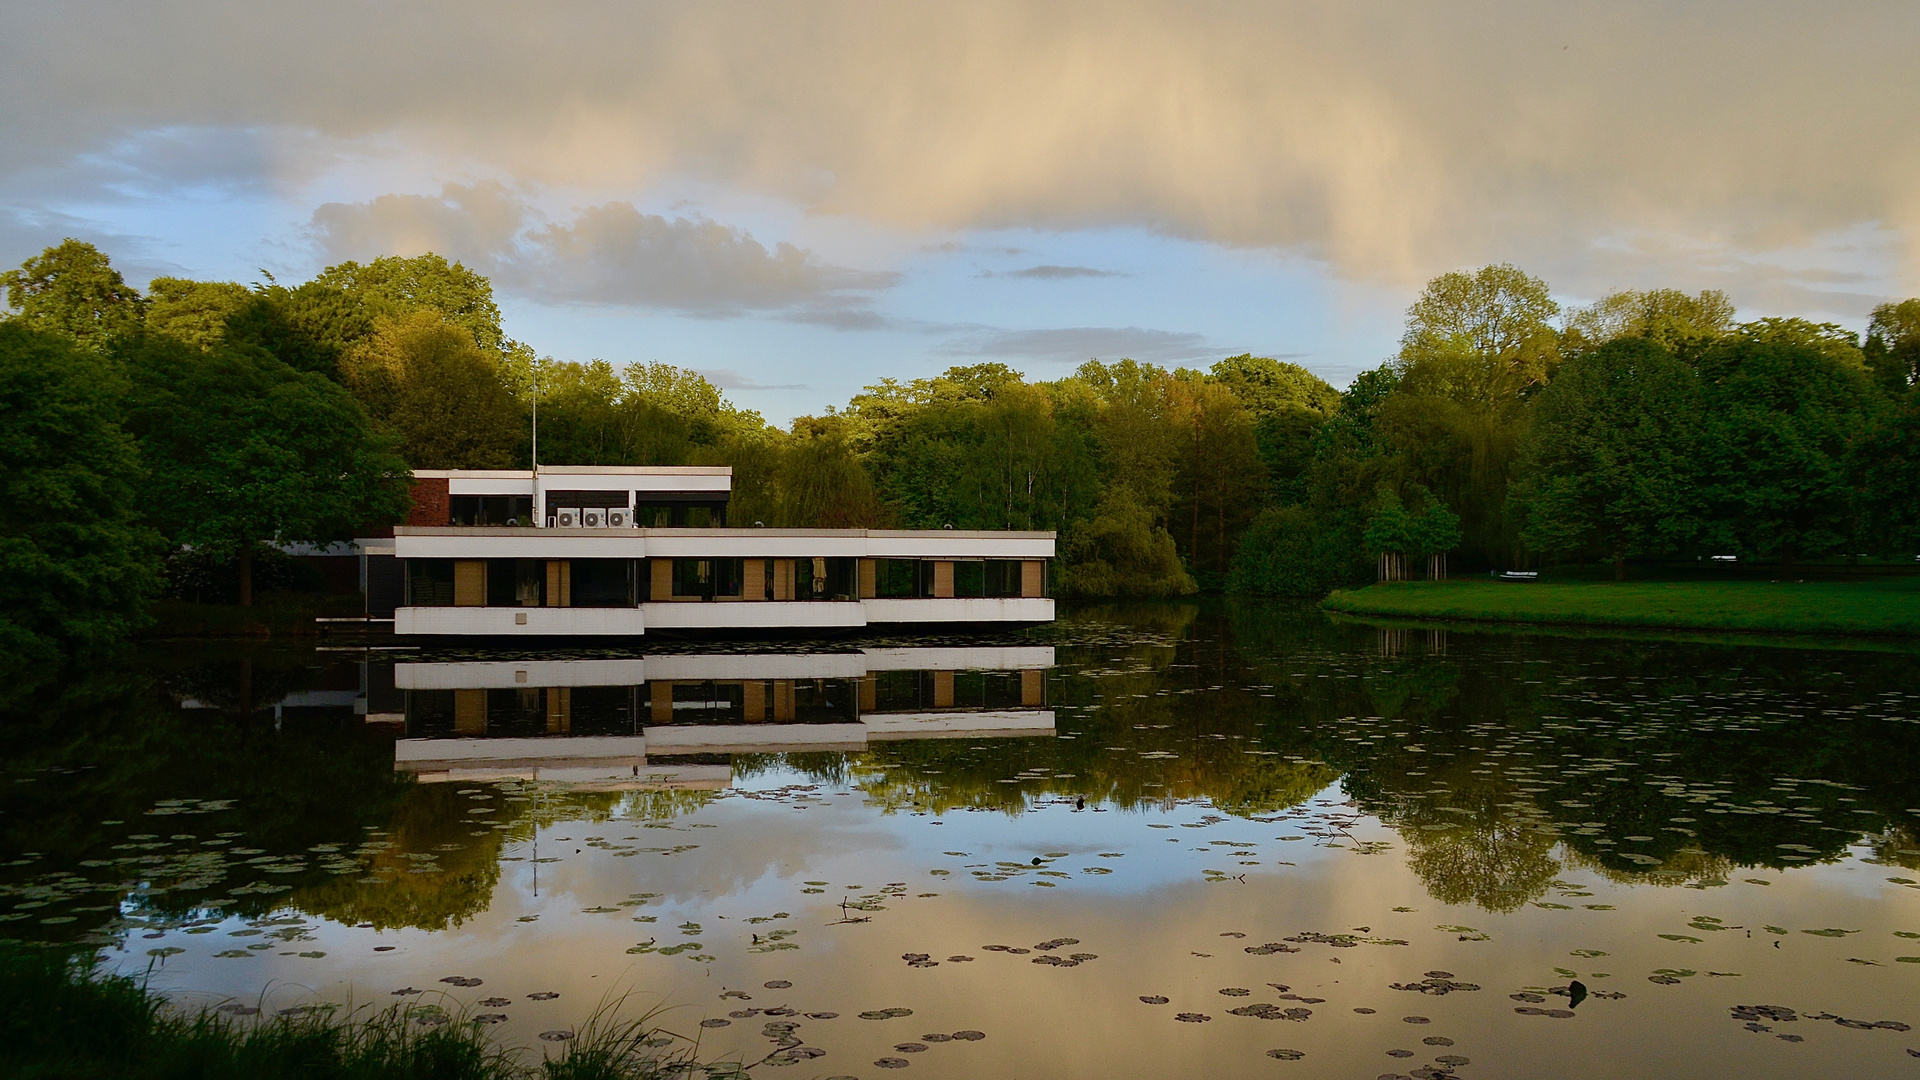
xmin=874 ymin=558 xmax=934 ymax=598
xmin=952 ymin=560 xmax=986 ymax=598
xmin=672 ymin=558 xmax=743 ymax=599
xmin=572 ymin=559 xmax=635 ymax=607
xmin=449 ymin=495 xmax=533 ymax=527
xmin=984 ymin=560 xmax=1023 ymax=598
xmin=794 ymin=557 xmax=855 ymax=600
xmin=405 ymin=559 xmax=455 ymax=605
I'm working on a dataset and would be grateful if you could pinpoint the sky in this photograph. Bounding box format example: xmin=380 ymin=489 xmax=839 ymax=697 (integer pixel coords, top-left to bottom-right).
xmin=4 ymin=1 xmax=1916 ymax=424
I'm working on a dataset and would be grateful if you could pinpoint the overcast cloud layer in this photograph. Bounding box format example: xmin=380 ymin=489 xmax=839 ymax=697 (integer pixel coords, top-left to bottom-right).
xmin=2 ymin=1 xmax=1915 ymax=415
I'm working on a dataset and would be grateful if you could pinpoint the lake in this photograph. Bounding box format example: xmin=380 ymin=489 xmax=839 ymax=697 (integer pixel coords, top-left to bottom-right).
xmin=4 ymin=601 xmax=1918 ymax=1079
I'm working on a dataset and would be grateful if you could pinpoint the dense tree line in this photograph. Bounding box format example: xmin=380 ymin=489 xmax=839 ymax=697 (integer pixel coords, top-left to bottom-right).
xmin=3 ymin=240 xmax=1916 ymax=659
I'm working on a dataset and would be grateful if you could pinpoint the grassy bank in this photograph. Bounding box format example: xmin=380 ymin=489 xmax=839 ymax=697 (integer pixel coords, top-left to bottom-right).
xmin=1322 ymin=577 xmax=1920 ymax=637
xmin=0 ymin=944 xmax=692 ymax=1080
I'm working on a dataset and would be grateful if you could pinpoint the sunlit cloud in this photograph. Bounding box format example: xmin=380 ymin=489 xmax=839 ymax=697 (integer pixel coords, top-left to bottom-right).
xmin=311 ymin=182 xmax=897 ymax=316
xmin=2 ymin=1 xmax=1915 ymax=294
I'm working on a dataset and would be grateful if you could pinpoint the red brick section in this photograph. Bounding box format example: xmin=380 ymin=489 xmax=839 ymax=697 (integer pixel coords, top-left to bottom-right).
xmin=405 ymin=476 xmax=450 ymax=527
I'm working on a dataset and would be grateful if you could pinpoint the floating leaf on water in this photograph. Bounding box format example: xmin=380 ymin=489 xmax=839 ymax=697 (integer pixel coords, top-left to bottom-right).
xmin=1402 ymin=1016 xmax=1430 ymax=1024
xmin=951 ymin=1030 xmax=985 ymax=1041
xmin=764 ymin=980 xmax=792 ymax=989
xmin=893 ymin=1043 xmax=928 ymax=1053
xmin=1220 ymin=988 xmax=1251 ymax=996
xmin=700 ymin=1019 xmax=730 ymax=1028
xmin=1265 ymin=1048 xmax=1305 ymax=1060
xmin=806 ymin=1013 xmax=839 ymax=1020
xmin=1140 ymin=996 xmax=1170 ymax=1005
xmin=1175 ymin=1013 xmax=1211 ymax=1023
xmin=439 ymin=976 xmax=482 ymax=987
xmin=873 ymin=1058 xmax=910 ymax=1069
xmin=528 ymin=992 xmax=560 ymax=1001
xmin=479 ymin=998 xmax=511 ymax=1007
xmin=1422 ymin=1036 xmax=1453 ymax=1046
xmin=538 ymin=1030 xmax=574 ymax=1042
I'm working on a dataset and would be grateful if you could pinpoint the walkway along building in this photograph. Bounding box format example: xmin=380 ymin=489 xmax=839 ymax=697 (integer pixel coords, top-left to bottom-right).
xmin=356 ymin=466 xmax=1055 ymax=637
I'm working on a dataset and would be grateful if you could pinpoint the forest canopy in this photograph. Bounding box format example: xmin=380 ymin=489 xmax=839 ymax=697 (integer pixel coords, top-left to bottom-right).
xmin=1 ymin=239 xmax=1915 ymax=658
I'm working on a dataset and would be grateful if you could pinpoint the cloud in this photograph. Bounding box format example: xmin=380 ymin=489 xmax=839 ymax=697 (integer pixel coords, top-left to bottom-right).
xmin=312 ymin=181 xmax=526 ymax=268
xmin=985 ymin=264 xmax=1124 ymax=280
xmin=938 ymin=325 xmax=1215 ymax=365
xmin=4 ymin=2 xmax=1919 ymax=292
xmin=310 ymin=182 xmax=896 ymax=316
xmin=698 ymin=368 xmax=808 ymax=392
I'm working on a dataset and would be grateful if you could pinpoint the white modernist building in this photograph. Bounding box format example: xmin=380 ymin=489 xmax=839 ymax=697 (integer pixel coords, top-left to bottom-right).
xmin=360 ymin=466 xmax=1055 ymax=637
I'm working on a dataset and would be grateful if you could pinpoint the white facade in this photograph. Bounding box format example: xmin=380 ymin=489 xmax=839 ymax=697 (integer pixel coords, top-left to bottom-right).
xmin=380 ymin=466 xmax=1056 ymax=636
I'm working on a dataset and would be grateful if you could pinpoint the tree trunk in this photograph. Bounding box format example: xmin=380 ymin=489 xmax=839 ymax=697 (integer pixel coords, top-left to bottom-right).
xmin=239 ymin=542 xmax=254 ymax=608
xmin=1613 ymin=552 xmax=1626 ymax=581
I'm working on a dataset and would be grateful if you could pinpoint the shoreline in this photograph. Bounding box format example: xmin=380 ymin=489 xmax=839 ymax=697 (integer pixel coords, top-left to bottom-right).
xmin=1321 ymin=578 xmax=1920 ymax=640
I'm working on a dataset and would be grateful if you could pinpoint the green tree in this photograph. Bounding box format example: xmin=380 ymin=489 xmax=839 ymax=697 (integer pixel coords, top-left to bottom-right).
xmin=1564 ymin=288 xmax=1735 ymax=354
xmin=1172 ymin=378 xmax=1267 ymax=580
xmin=1856 ymin=389 xmax=1920 ymax=555
xmin=125 ymin=339 xmax=412 ymax=605
xmin=0 ymin=240 xmax=146 ymax=351
xmin=1864 ymin=298 xmax=1920 ymax=393
xmin=314 ymin=254 xmax=505 ymax=353
xmin=1694 ymin=327 xmax=1874 ymax=564
xmin=1398 ymin=264 xmax=1561 ymax=403
xmin=1208 ymin=355 xmax=1338 ymax=507
xmin=226 ymin=280 xmax=373 ymax=379
xmin=1513 ymin=338 xmax=1702 ymax=577
xmin=0 ymin=325 xmax=159 ymax=661
xmin=145 ymin=278 xmax=253 ymax=351
xmin=345 ymin=311 xmax=522 ymax=469
xmin=1228 ymin=506 xmax=1365 ymax=596
xmin=533 ymin=358 xmax=694 ymax=467
xmin=1208 ymin=354 xmax=1341 ymax=417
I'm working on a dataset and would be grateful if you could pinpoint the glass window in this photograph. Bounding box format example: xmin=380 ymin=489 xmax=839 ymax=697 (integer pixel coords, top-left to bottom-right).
xmin=672 ymin=559 xmax=713 ymax=599
xmin=875 ymin=558 xmax=933 ymax=598
xmin=952 ymin=560 xmax=987 ymax=598
xmin=572 ymin=559 xmax=634 ymax=607
xmin=449 ymin=495 xmax=533 ymax=526
xmin=984 ymin=560 xmax=1022 ymax=598
xmin=671 ymin=559 xmax=742 ymax=599
xmin=405 ymin=559 xmax=455 ymax=606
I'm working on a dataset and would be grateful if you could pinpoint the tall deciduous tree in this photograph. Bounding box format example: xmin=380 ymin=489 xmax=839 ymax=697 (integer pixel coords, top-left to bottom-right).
xmin=1864 ymin=298 xmax=1920 ymax=393
xmin=1398 ymin=263 xmax=1561 ymax=403
xmin=1513 ymin=338 xmax=1702 ymax=577
xmin=1695 ymin=326 xmax=1873 ymax=564
xmin=1564 ymin=288 xmax=1736 ymax=353
xmin=125 ymin=339 xmax=412 ymax=605
xmin=344 ymin=311 xmax=522 ymax=469
xmin=0 ymin=325 xmax=159 ymax=660
xmin=315 ymin=254 xmax=505 ymax=354
xmin=145 ymin=278 xmax=253 ymax=351
xmin=1173 ymin=378 xmax=1267 ymax=580
xmin=0 ymin=240 xmax=146 ymax=352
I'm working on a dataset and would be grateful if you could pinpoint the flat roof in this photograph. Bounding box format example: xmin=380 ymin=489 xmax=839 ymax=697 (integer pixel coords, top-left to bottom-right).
xmin=393 ymin=526 xmax=1056 ymax=539
xmin=412 ymin=466 xmax=732 ymax=479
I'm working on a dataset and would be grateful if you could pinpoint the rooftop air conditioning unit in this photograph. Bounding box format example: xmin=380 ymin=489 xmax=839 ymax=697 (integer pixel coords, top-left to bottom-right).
xmin=606 ymin=508 xmax=629 ymax=528
xmin=583 ymin=509 xmax=603 ymax=528
xmin=557 ymin=509 xmax=578 ymax=528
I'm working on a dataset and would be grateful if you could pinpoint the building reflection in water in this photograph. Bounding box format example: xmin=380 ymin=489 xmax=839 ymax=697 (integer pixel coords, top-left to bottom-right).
xmin=366 ymin=647 xmax=1053 ymax=789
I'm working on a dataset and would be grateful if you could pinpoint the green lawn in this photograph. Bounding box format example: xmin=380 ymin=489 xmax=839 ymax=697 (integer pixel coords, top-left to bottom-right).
xmin=1322 ymin=577 xmax=1920 ymax=637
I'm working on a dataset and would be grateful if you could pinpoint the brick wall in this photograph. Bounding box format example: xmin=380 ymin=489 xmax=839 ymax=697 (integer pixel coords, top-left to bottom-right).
xmin=405 ymin=477 xmax=450 ymax=527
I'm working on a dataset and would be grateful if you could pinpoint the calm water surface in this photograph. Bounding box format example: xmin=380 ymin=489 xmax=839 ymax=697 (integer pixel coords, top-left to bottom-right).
xmin=5 ymin=602 xmax=1919 ymax=1079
